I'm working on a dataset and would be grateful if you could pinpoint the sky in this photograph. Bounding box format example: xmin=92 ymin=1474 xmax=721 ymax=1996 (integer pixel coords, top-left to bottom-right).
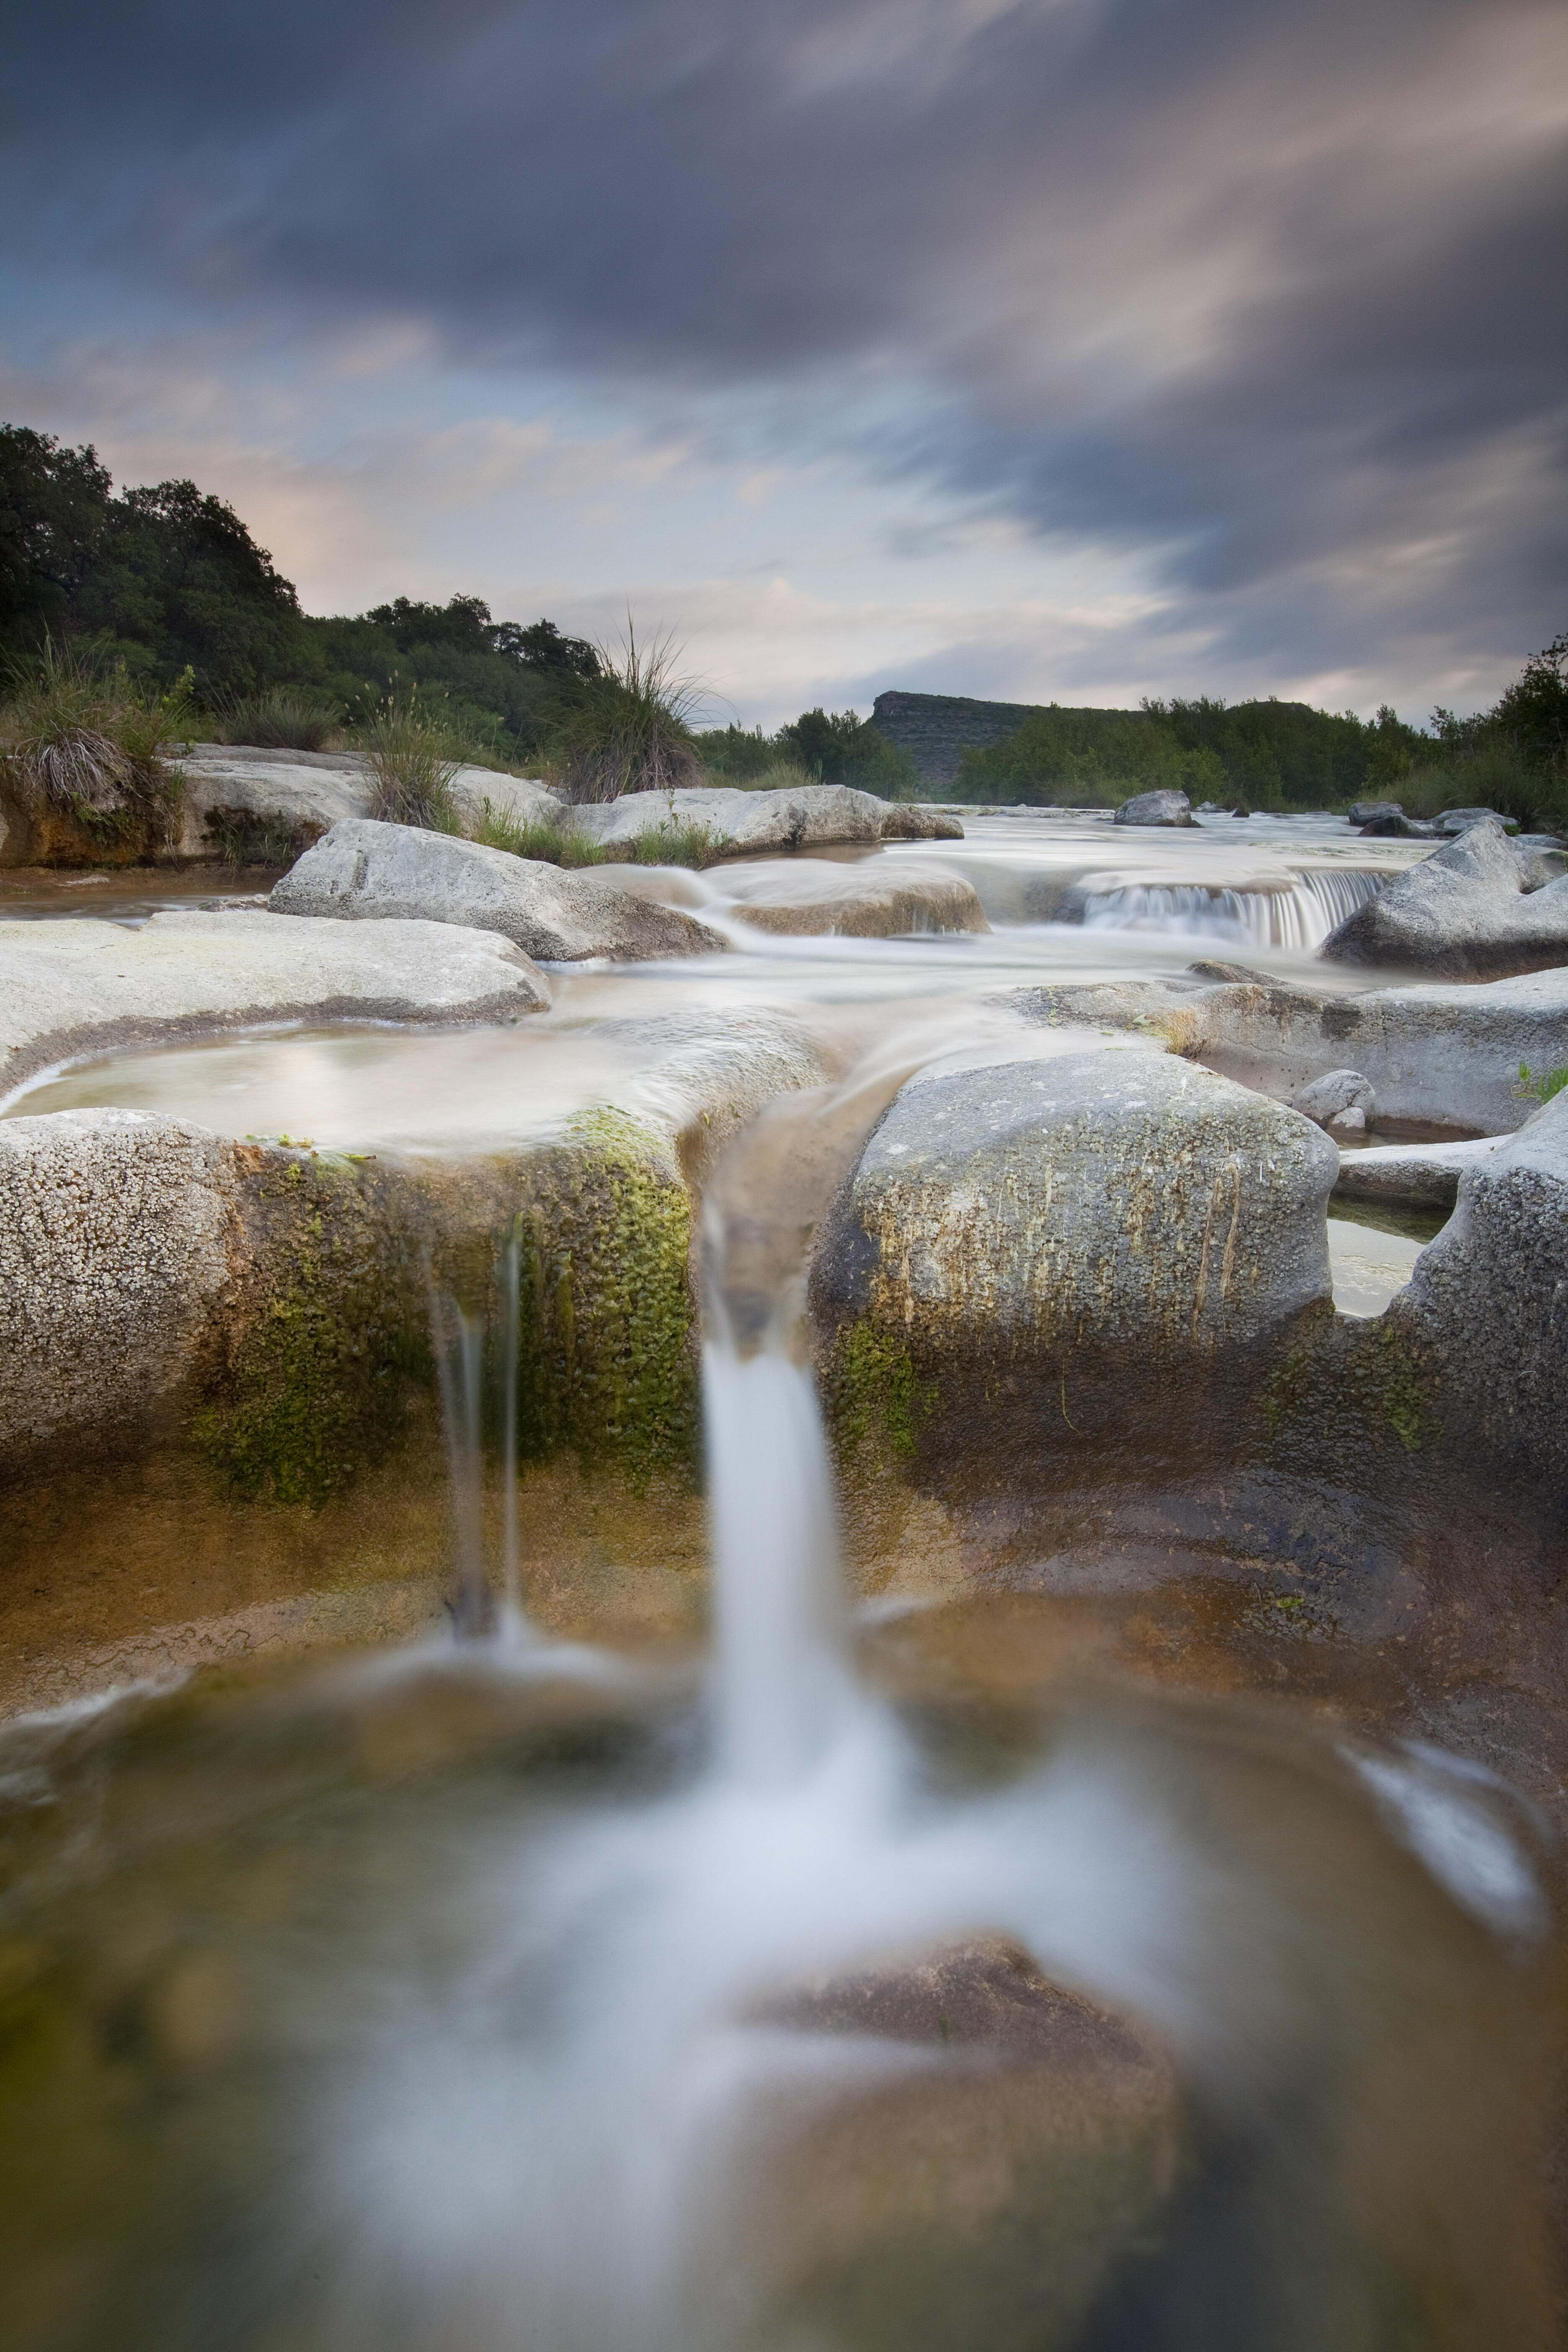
xmin=0 ymin=0 xmax=1563 ymax=729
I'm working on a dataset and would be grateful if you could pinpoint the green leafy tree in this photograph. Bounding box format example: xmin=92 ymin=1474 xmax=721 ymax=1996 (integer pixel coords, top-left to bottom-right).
xmin=0 ymin=426 xmax=112 ymax=663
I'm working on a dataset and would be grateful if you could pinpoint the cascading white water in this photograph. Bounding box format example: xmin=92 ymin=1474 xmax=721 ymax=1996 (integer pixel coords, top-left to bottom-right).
xmin=1080 ymin=867 xmax=1385 ymax=949
xmin=701 ymin=1343 xmax=859 ymax=1787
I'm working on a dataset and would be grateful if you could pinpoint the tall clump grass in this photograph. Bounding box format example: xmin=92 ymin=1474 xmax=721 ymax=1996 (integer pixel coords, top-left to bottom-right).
xmin=472 ymin=798 xmax=722 ymax=872
xmin=553 ymin=623 xmax=704 ymax=805
xmin=0 ymin=642 xmax=187 ymax=844
xmin=213 ymin=686 xmax=342 ymax=753
xmin=719 ymin=758 xmax=817 ymax=796
xmin=354 ymin=691 xmax=464 ymax=830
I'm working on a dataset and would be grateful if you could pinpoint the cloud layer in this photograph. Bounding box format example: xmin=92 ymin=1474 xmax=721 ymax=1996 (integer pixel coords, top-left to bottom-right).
xmin=2 ymin=0 xmax=1563 ymax=716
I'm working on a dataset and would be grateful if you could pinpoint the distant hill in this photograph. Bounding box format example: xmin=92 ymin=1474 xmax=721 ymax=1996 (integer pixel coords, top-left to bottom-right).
xmin=872 ymin=691 xmax=1062 ymax=787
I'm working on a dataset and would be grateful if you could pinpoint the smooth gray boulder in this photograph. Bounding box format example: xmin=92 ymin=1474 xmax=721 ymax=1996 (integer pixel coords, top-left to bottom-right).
xmin=1347 ymin=800 xmax=1405 ymax=828
xmin=0 ymin=908 xmax=549 ymax=1095
xmin=1292 ymin=1069 xmax=1375 ymax=1136
xmin=270 ymin=819 xmax=724 ymax=961
xmin=1398 ymin=1090 xmax=1568 ymax=1485
xmin=1321 ymin=817 xmax=1568 ymax=978
xmin=813 ymin=1053 xmax=1338 ymax=1456
xmin=1113 ymin=789 xmax=1193 ymax=829
xmin=1435 ymin=806 xmax=1519 ymax=835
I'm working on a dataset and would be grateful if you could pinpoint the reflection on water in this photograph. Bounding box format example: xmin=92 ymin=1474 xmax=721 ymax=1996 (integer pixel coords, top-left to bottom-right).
xmin=1327 ymin=1210 xmax=1428 ymax=1317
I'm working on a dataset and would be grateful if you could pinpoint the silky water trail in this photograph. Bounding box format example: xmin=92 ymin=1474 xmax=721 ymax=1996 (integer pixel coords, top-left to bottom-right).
xmin=0 ymin=1041 xmax=1558 ymax=2352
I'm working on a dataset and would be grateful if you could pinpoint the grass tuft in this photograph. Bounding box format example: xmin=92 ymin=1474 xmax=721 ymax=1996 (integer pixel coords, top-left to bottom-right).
xmin=353 ymin=689 xmax=464 ymax=830
xmin=0 ymin=641 xmax=186 ymax=841
xmin=552 ymin=621 xmax=705 ymax=805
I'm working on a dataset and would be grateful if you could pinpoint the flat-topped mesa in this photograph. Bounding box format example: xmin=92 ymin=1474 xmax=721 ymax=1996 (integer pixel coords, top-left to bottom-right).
xmin=1320 ymin=816 xmax=1568 ymax=978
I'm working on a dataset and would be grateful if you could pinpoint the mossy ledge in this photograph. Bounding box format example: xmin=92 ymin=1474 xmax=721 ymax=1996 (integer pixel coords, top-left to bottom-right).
xmin=191 ymin=1110 xmax=699 ymax=1509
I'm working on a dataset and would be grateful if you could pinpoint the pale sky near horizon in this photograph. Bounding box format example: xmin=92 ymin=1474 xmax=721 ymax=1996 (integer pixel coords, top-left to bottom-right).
xmin=1 ymin=0 xmax=1563 ymax=729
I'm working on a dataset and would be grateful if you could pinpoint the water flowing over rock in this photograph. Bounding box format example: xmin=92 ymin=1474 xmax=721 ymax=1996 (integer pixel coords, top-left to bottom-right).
xmin=0 ymin=907 xmax=549 ymax=1095
xmin=269 ymin=818 xmax=725 ymax=960
xmin=1320 ymin=818 xmax=1568 ymax=977
xmin=1113 ymin=789 xmax=1194 ymax=828
xmin=711 ymin=862 xmax=988 ymax=939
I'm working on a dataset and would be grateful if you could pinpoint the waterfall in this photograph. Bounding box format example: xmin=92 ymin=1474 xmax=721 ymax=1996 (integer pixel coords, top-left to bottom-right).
xmin=429 ymin=1228 xmax=530 ymax=1640
xmin=1079 ymin=867 xmax=1385 ymax=950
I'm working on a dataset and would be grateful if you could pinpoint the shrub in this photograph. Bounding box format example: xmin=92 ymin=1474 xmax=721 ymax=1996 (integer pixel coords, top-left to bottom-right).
xmin=353 ymin=690 xmax=464 ymax=829
xmin=718 ymin=758 xmax=818 ymax=795
xmin=0 ymin=640 xmax=186 ymax=842
xmin=1403 ymin=740 xmax=1566 ymax=837
xmin=212 ymin=686 xmax=342 ymax=751
xmin=552 ymin=624 xmax=704 ymax=804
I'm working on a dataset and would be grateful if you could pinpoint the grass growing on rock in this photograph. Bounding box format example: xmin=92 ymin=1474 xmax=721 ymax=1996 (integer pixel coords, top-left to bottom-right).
xmin=354 ymin=690 xmax=464 ymax=830
xmin=0 ymin=642 xmax=187 ymax=854
xmin=473 ymin=797 xmax=724 ymax=872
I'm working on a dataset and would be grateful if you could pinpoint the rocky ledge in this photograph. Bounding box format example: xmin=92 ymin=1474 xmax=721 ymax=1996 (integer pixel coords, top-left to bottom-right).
xmin=0 ymin=908 xmax=549 ymax=1097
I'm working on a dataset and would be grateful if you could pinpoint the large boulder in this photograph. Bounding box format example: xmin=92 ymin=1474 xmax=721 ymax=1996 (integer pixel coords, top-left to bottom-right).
xmin=812 ymin=1052 xmax=1337 ymax=1473
xmin=1320 ymin=818 xmax=1568 ymax=977
xmin=1113 ymin=790 xmax=1193 ymax=829
xmin=269 ymin=819 xmax=724 ymax=961
xmin=1396 ymin=1090 xmax=1568 ymax=1489
xmin=0 ymin=908 xmax=549 ymax=1095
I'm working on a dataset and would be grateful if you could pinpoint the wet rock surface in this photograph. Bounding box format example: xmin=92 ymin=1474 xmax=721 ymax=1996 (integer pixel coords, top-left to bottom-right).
xmin=0 ymin=906 xmax=549 ymax=1093
xmin=1321 ymin=816 xmax=1568 ymax=977
xmin=269 ymin=817 xmax=724 ymax=960
xmin=716 ymin=862 xmax=988 ymax=939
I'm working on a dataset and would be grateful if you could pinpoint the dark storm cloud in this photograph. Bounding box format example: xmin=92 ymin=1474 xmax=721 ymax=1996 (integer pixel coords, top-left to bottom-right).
xmin=3 ymin=0 xmax=1563 ymax=686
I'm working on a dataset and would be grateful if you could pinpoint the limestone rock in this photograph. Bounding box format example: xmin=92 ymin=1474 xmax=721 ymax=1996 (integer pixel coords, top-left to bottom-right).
xmin=0 ymin=907 xmax=549 ymax=1095
xmin=1347 ymin=801 xmax=1405 ymax=828
xmin=1435 ymin=806 xmax=1519 ymax=835
xmin=813 ymin=1052 xmax=1337 ymax=1464
xmin=1320 ymin=817 xmax=1568 ymax=978
xmin=170 ymin=747 xmax=565 ymax=865
xmin=1292 ymin=1069 xmax=1375 ymax=1136
xmin=1021 ymin=967 xmax=1568 ymax=1137
xmin=1398 ymin=1090 xmax=1568 ymax=1486
xmin=875 ymin=804 xmax=966 ymax=841
xmin=1357 ymin=812 xmax=1439 ymax=838
xmin=573 ymin=783 xmax=962 ymax=856
xmin=1333 ymin=1136 xmax=1505 ymax=1214
xmin=0 ymin=1111 xmax=239 ymax=1455
xmin=269 ymin=819 xmax=724 ymax=961
xmin=714 ymin=861 xmax=989 ymax=939
xmin=1113 ymin=789 xmax=1194 ymax=829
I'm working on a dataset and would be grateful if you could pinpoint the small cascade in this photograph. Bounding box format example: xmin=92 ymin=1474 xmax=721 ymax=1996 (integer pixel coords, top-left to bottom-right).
xmin=1079 ymin=866 xmax=1385 ymax=950
xmin=428 ymin=1227 xmax=530 ymax=1640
